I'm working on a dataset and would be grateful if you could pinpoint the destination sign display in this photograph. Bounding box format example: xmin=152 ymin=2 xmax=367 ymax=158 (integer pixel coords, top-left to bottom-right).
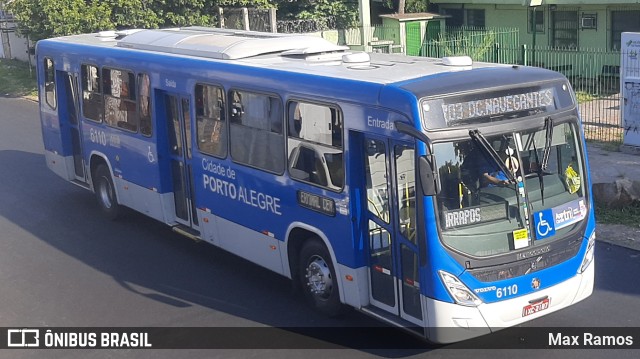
xmin=297 ymin=190 xmax=336 ymax=217
xmin=421 ymin=82 xmax=574 ymax=129
xmin=442 ymin=202 xmax=509 ymax=230
xmin=441 ymin=89 xmax=554 ymax=125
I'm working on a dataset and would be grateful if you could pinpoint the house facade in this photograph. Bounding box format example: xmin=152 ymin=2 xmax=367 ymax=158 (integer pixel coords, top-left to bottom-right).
xmin=430 ymin=0 xmax=640 ymax=50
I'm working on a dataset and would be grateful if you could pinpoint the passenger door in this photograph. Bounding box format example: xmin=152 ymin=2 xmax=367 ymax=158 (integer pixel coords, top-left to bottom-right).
xmin=58 ymin=71 xmax=85 ymax=181
xmin=164 ymin=93 xmax=199 ymax=231
xmin=361 ymin=135 xmax=424 ymax=325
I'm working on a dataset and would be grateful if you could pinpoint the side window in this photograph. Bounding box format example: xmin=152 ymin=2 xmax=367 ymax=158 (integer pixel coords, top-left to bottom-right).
xmin=43 ymin=58 xmax=56 ymax=109
xmin=551 ymin=11 xmax=578 ymax=48
xmin=138 ymin=73 xmax=152 ymax=136
xmin=182 ymin=98 xmax=192 ymax=159
xmin=365 ymin=139 xmax=389 ymax=223
xmin=196 ymin=84 xmax=226 ymax=158
xmin=102 ymin=68 xmax=137 ymax=132
xmin=229 ymin=90 xmax=284 ymax=173
xmin=81 ymin=64 xmax=103 ymax=122
xmin=287 ymin=101 xmax=343 ymax=190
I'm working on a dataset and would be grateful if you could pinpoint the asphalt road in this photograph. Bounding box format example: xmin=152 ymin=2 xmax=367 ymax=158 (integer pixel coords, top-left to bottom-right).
xmin=1 ymin=97 xmax=639 ymax=358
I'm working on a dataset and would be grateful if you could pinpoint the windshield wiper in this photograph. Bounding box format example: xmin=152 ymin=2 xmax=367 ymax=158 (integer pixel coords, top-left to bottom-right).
xmin=532 ymin=117 xmax=553 ymax=206
xmin=532 ymin=139 xmax=545 ymax=206
xmin=541 ymin=116 xmax=554 ymax=171
xmin=469 ymin=129 xmax=515 ymax=183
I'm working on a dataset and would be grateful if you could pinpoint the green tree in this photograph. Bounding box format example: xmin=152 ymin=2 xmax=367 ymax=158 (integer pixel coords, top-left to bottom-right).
xmin=405 ymin=0 xmax=429 ymax=13
xmin=150 ymin=0 xmax=217 ymax=27
xmin=383 ymin=0 xmax=429 ymax=14
xmin=276 ymin=0 xmax=358 ymax=28
xmin=8 ymin=0 xmax=363 ymax=40
xmin=109 ymin=0 xmax=161 ymax=29
xmin=8 ymin=0 xmax=113 ymax=40
xmin=217 ymin=0 xmax=273 ymax=8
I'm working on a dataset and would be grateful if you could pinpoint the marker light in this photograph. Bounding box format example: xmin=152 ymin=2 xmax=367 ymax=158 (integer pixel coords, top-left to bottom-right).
xmin=439 ymin=270 xmax=483 ymax=307
xmin=578 ymin=231 xmax=596 ymax=274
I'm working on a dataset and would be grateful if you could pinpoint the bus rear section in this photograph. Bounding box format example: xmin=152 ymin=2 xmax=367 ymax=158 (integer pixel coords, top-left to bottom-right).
xmin=37 ymin=54 xmax=88 ymax=184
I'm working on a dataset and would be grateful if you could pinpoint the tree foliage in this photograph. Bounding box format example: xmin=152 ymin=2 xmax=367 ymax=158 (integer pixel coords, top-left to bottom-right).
xmin=276 ymin=0 xmax=358 ymax=29
xmin=7 ymin=0 xmax=361 ymax=40
xmin=8 ymin=0 xmax=112 ymax=40
xmin=382 ymin=0 xmax=429 ymax=14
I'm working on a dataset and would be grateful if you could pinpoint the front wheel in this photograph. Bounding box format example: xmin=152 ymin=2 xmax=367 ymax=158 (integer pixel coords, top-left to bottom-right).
xmin=93 ymin=164 xmax=120 ymax=220
xmin=298 ymin=239 xmax=344 ymax=317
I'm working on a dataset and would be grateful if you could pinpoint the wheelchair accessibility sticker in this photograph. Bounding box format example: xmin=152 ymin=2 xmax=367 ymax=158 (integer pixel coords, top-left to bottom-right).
xmin=534 ymin=209 xmax=555 ymax=240
xmin=534 ymin=199 xmax=587 ymax=240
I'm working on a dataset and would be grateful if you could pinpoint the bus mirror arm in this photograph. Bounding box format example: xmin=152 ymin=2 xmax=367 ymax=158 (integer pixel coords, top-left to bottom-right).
xmin=394 ymin=121 xmax=440 ymax=196
xmin=419 ymin=155 xmax=440 ymax=196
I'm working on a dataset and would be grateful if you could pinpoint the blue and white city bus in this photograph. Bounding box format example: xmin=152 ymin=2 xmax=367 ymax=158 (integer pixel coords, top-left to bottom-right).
xmin=36 ymin=27 xmax=595 ymax=343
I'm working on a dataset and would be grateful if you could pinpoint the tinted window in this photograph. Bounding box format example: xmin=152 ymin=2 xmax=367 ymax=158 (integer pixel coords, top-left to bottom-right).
xmin=102 ymin=68 xmax=137 ymax=132
xmin=139 ymin=73 xmax=152 ymax=136
xmin=229 ymin=90 xmax=284 ymax=173
xmin=43 ymin=58 xmax=56 ymax=109
xmin=196 ymin=84 xmax=226 ymax=158
xmin=81 ymin=64 xmax=102 ymax=122
xmin=287 ymin=101 xmax=344 ymax=190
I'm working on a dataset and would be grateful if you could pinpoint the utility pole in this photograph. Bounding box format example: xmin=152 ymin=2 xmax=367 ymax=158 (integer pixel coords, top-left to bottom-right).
xmin=357 ymin=0 xmax=372 ymax=52
xmin=527 ymin=0 xmax=543 ymax=66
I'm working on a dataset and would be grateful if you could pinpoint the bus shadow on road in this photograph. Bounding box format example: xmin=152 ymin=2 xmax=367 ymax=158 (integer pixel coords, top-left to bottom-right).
xmin=5 ymin=149 xmax=633 ymax=352
xmin=0 ymin=149 xmax=438 ymax=354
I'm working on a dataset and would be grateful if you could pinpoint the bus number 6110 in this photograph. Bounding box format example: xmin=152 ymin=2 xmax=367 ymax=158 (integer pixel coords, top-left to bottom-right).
xmin=89 ymin=128 xmax=107 ymax=146
xmin=496 ymin=284 xmax=518 ymax=298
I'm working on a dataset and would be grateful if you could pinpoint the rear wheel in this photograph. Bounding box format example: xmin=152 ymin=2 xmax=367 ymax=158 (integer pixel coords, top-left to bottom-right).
xmin=93 ymin=164 xmax=120 ymax=220
xmin=298 ymin=239 xmax=344 ymax=317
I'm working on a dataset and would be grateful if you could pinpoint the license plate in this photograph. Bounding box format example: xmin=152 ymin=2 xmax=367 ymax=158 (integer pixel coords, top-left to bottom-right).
xmin=522 ymin=298 xmax=550 ymax=317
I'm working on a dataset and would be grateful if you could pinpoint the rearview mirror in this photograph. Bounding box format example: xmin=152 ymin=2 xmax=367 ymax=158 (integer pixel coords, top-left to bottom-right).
xmin=419 ymin=155 xmax=440 ymax=196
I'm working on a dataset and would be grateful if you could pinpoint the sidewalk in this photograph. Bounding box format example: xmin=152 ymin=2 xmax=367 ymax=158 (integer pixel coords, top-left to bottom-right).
xmin=588 ymin=145 xmax=640 ymax=190
xmin=588 ymin=144 xmax=640 ymax=251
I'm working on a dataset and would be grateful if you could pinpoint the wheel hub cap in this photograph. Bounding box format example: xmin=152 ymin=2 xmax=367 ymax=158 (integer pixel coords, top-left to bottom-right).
xmin=305 ymin=257 xmax=332 ymax=299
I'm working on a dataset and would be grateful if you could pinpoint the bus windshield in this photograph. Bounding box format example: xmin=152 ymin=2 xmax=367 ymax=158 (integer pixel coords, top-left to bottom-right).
xmin=433 ymin=120 xmax=586 ymax=257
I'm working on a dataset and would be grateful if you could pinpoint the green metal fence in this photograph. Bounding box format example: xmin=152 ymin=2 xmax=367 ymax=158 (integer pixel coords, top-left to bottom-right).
xmin=523 ymin=46 xmax=622 ymax=145
xmin=423 ymin=32 xmax=623 ymax=145
xmin=422 ymin=26 xmax=521 ymax=63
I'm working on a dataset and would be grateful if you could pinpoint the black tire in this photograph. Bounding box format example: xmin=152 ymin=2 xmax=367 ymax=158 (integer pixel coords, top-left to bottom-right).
xmin=93 ymin=164 xmax=120 ymax=220
xmin=298 ymin=239 xmax=344 ymax=317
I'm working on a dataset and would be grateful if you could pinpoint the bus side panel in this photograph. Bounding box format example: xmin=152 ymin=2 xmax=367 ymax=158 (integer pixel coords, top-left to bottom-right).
xmin=194 ymin=154 xmax=352 ymax=261
xmin=113 ymin=176 xmax=173 ymax=224
xmin=215 ymin=214 xmax=285 ymax=275
xmin=76 ymin=75 xmax=172 ymax=223
xmin=40 ymin=99 xmax=71 ymax=181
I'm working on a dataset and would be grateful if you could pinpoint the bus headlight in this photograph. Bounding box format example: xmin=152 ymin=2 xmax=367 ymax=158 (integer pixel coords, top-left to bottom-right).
xmin=439 ymin=270 xmax=482 ymax=307
xmin=578 ymin=231 xmax=596 ymax=274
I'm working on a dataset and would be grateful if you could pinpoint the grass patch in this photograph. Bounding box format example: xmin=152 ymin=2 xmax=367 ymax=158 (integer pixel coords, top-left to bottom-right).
xmin=0 ymin=58 xmax=38 ymax=98
xmin=586 ymin=139 xmax=622 ymax=152
xmin=575 ymin=91 xmax=597 ymax=104
xmin=595 ymin=202 xmax=640 ymax=226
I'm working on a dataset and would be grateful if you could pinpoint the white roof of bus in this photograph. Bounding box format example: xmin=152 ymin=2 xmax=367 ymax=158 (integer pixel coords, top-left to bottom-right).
xmin=116 ymin=27 xmax=350 ymax=60
xmin=46 ymin=27 xmax=506 ymax=84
